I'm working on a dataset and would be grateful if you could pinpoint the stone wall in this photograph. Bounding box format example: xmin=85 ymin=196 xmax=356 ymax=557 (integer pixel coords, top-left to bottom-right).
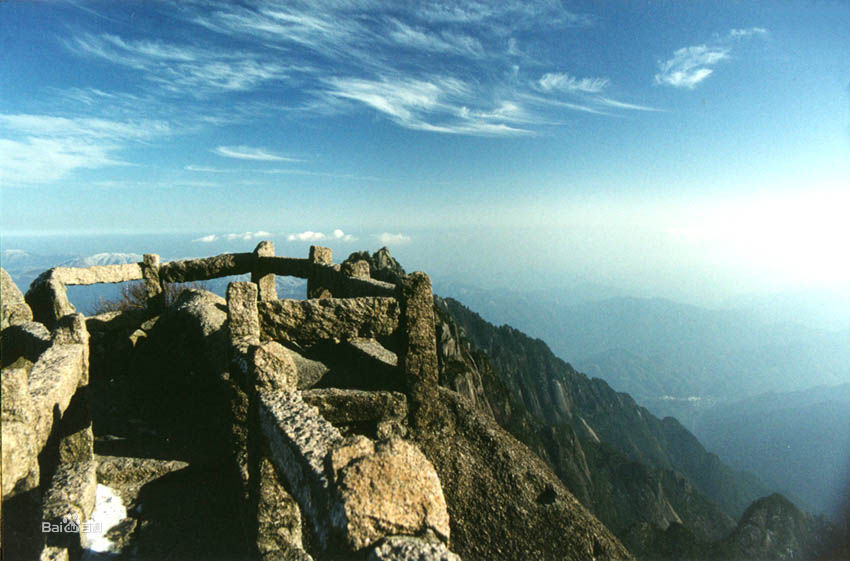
xmin=2 ymin=276 xmax=95 ymax=561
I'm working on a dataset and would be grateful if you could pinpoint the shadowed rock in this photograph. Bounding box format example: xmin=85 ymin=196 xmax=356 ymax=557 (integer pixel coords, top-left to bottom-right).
xmin=1 ymin=321 xmax=51 ymax=367
xmin=1 ymin=267 xmax=33 ymax=329
xmin=259 ymin=298 xmax=400 ymax=345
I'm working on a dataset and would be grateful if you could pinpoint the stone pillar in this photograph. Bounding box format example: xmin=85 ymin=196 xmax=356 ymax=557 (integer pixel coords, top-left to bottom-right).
xmin=227 ymin=282 xmax=260 ymax=345
xmin=252 ymin=241 xmax=277 ymax=302
xmin=341 ymin=260 xmax=370 ymax=279
xmin=399 ymin=273 xmax=439 ymax=424
xmin=307 ymin=246 xmax=334 ymax=299
xmin=141 ymin=254 xmax=163 ymax=312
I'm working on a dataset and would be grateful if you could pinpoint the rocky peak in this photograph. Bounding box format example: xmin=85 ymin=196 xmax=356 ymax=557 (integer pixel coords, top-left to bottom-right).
xmin=343 ymin=247 xmax=406 ymax=284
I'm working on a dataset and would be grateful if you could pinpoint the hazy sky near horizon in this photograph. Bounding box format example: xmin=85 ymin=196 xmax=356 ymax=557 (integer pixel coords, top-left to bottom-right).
xmin=1 ymin=1 xmax=849 ymax=300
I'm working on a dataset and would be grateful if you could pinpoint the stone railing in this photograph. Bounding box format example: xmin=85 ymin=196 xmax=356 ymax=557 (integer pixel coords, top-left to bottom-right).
xmin=2 ymin=314 xmax=95 ymax=561
xmin=222 ymin=250 xmax=458 ymax=560
xmin=11 ymin=241 xmax=457 ymax=560
xmin=24 ymin=242 xmax=395 ymax=329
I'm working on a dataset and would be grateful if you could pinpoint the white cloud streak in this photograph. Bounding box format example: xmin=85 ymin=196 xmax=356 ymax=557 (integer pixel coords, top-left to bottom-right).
xmin=213 ymin=146 xmax=299 ymax=161
xmin=192 ymin=231 xmax=273 ymax=243
xmin=538 ymin=72 xmax=609 ymax=94
xmin=376 ymin=232 xmax=411 ymax=245
xmin=287 ymin=229 xmax=356 ymax=242
xmin=655 ymin=27 xmax=768 ymax=89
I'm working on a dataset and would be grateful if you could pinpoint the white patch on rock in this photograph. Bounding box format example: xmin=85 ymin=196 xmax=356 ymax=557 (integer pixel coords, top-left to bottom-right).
xmin=82 ymin=484 xmax=127 ymax=556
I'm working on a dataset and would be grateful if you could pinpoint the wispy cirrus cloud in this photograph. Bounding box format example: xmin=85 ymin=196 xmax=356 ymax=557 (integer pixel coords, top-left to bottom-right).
xmin=59 ymin=1 xmax=650 ymax=141
xmin=537 ymin=72 xmax=609 ymax=94
xmin=655 ymin=27 xmax=768 ymax=89
xmin=0 ymin=113 xmax=170 ymax=185
xmin=324 ymin=76 xmax=533 ymax=135
xmin=213 ymin=145 xmax=300 ymax=162
xmin=67 ymin=33 xmax=290 ymax=95
xmin=287 ymin=229 xmax=356 ymax=242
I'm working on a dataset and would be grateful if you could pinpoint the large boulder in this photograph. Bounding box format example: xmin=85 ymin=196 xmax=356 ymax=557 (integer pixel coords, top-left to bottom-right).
xmin=1 ymin=267 xmax=33 ymax=329
xmin=329 ymin=436 xmax=450 ymax=551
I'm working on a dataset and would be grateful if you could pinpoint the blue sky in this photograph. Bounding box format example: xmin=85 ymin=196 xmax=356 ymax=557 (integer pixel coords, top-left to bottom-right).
xmin=1 ymin=1 xmax=849 ymax=300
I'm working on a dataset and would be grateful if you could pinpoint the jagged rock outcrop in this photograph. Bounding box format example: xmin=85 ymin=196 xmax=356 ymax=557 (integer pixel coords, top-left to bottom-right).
xmin=1 ymin=267 xmax=33 ymax=329
xmin=343 ymin=247 xmax=407 ymax=285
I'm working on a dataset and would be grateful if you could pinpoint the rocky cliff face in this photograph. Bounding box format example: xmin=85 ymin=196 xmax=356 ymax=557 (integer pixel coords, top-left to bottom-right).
xmin=428 ymin=295 xmax=847 ymax=561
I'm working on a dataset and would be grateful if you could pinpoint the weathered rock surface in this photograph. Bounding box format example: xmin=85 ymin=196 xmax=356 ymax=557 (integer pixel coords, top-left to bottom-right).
xmin=159 ymin=253 xmax=254 ymax=283
xmin=25 ymin=272 xmax=75 ymax=329
xmin=42 ymin=460 xmax=98 ymax=548
xmin=289 ymin=350 xmax=330 ymax=389
xmin=344 ymin=248 xmax=406 ymax=285
xmin=367 ymin=535 xmax=461 ymax=561
xmin=252 ymin=341 xmax=299 ymax=392
xmin=258 ymin=389 xmax=343 ymax=549
xmin=399 ymin=273 xmax=439 ymax=420
xmin=253 ymin=241 xmax=278 ymax=301
xmin=1 ymin=267 xmax=33 ymax=329
xmin=1 ymin=320 xmax=50 ymax=367
xmin=95 ymin=455 xmax=190 ymax=504
xmin=302 ymin=388 xmax=407 ymax=439
xmin=28 ymin=343 xmax=89 ymax=450
xmin=412 ymin=387 xmax=633 ymax=561
xmin=329 ymin=436 xmax=450 ymax=551
xmin=228 ymin=281 xmax=261 ymax=342
xmin=255 ymin=456 xmax=305 ymax=559
xmin=2 ymin=358 xmax=39 ymax=497
xmin=50 ymin=263 xmax=143 ymax=285
xmin=259 ymin=297 xmax=400 ymax=345
xmin=341 ymin=259 xmax=370 ymax=279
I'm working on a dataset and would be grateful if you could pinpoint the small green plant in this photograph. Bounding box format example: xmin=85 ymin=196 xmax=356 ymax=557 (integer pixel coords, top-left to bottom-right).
xmin=93 ymin=280 xmax=207 ymax=314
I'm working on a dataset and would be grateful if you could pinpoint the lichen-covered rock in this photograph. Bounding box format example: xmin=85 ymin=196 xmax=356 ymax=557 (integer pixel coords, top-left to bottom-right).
xmin=329 ymin=437 xmax=450 ymax=551
xmin=259 ymin=297 xmax=400 ymax=345
xmin=1 ymin=267 xmax=33 ymax=329
xmin=367 ymin=535 xmax=461 ymax=561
